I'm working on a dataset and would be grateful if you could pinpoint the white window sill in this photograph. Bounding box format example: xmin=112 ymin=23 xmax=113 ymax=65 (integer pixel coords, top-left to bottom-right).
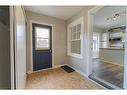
xmin=68 ymin=53 xmax=83 ymax=59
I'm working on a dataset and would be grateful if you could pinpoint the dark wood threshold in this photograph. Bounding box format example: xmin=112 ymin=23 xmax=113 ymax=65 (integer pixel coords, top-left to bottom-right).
xmin=89 ymin=74 xmax=119 ymax=89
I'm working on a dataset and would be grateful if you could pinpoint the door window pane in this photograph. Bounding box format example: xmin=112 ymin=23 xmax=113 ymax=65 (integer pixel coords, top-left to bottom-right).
xmin=35 ymin=27 xmax=50 ymax=50
xmin=35 ymin=27 xmax=49 ymax=38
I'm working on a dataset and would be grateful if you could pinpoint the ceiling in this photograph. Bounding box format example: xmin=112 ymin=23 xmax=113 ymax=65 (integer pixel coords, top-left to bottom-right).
xmin=93 ymin=6 xmax=126 ymax=29
xmin=25 ymin=6 xmax=85 ymax=20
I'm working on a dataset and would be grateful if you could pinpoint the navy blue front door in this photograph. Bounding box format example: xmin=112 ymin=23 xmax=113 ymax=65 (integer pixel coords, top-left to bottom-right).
xmin=32 ymin=23 xmax=52 ymax=71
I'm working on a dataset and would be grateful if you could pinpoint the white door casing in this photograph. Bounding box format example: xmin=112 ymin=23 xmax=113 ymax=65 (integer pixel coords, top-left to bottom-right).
xmin=14 ymin=6 xmax=26 ymax=89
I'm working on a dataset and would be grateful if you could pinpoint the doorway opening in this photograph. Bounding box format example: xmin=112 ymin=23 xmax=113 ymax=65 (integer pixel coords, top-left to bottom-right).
xmin=88 ymin=6 xmax=126 ymax=89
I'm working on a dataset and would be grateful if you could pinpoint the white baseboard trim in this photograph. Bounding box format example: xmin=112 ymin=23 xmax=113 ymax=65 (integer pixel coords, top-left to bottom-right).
xmin=52 ymin=64 xmax=67 ymax=69
xmin=27 ymin=71 xmax=33 ymax=74
xmin=27 ymin=64 xmax=67 ymax=74
xmin=67 ymin=64 xmax=88 ymax=78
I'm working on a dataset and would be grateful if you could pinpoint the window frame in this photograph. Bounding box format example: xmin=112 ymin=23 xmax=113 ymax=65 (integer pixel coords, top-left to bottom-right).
xmin=67 ymin=17 xmax=84 ymax=59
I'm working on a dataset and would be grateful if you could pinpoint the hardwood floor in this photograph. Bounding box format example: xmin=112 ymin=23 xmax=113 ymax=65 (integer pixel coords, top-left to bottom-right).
xmin=26 ymin=67 xmax=103 ymax=89
xmin=92 ymin=58 xmax=123 ymax=88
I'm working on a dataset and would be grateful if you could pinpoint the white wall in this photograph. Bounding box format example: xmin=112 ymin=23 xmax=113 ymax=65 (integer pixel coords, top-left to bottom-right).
xmin=66 ymin=6 xmax=94 ymax=74
xmin=25 ymin=11 xmax=67 ymax=73
xmin=93 ymin=26 xmax=105 ymax=33
xmin=14 ymin=6 xmax=26 ymax=89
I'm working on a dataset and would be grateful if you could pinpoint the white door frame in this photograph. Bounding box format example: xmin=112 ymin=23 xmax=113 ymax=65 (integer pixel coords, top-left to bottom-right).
xmin=87 ymin=6 xmax=127 ymax=89
xmin=29 ymin=20 xmax=54 ymax=73
xmin=87 ymin=6 xmax=104 ymax=76
xmin=14 ymin=6 xmax=27 ymax=89
xmin=10 ymin=6 xmax=15 ymax=89
xmin=10 ymin=6 xmax=27 ymax=89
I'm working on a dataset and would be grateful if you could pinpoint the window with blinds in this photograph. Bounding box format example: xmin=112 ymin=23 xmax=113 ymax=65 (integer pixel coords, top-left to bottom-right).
xmin=71 ymin=24 xmax=81 ymax=54
xmin=67 ymin=17 xmax=83 ymax=58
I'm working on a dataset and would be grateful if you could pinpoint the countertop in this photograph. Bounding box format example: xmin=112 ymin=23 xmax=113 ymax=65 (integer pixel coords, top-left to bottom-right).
xmin=100 ymin=48 xmax=125 ymax=50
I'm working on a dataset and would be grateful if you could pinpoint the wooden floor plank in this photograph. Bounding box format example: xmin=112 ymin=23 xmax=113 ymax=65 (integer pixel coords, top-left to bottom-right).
xmin=92 ymin=59 xmax=123 ymax=88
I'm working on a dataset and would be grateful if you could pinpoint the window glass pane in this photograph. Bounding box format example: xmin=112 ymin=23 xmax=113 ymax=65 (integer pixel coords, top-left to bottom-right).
xmin=35 ymin=27 xmax=50 ymax=50
xmin=72 ymin=33 xmax=77 ymax=40
xmin=71 ymin=28 xmax=73 ymax=40
xmin=35 ymin=27 xmax=49 ymax=38
xmin=76 ymin=24 xmax=81 ymax=33
xmin=73 ymin=26 xmax=76 ymax=33
xmin=71 ymin=27 xmax=77 ymax=40
xmin=36 ymin=38 xmax=49 ymax=49
xmin=71 ymin=40 xmax=81 ymax=54
xmin=70 ymin=24 xmax=81 ymax=54
xmin=77 ymin=32 xmax=81 ymax=39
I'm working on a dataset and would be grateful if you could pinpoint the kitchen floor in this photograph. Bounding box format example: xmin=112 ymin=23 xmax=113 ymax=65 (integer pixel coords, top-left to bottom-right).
xmin=92 ymin=58 xmax=123 ymax=88
xmin=26 ymin=67 xmax=103 ymax=89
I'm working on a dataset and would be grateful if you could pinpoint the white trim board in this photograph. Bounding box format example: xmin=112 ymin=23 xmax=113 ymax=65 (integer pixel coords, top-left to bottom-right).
xmin=14 ymin=6 xmax=27 ymax=89
xmin=10 ymin=6 xmax=15 ymax=90
xmin=67 ymin=64 xmax=88 ymax=78
xmin=27 ymin=64 xmax=67 ymax=74
xmin=29 ymin=20 xmax=55 ymax=73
